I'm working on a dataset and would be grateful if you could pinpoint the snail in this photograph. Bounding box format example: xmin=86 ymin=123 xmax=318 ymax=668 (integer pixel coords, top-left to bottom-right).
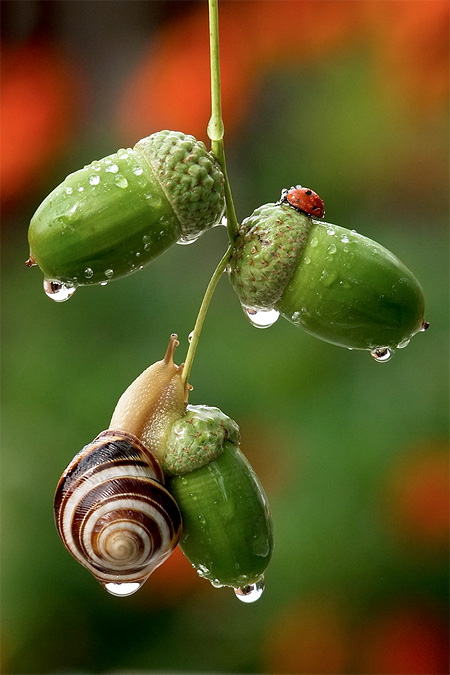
xmin=54 ymin=335 xmax=273 ymax=599
xmin=228 ymin=192 xmax=427 ymax=358
xmin=27 ymin=130 xmax=225 ymax=297
xmin=54 ymin=429 xmax=182 ymax=597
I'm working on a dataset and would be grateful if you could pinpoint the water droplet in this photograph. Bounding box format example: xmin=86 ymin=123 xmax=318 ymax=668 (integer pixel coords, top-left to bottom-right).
xmin=340 ymin=234 xmax=349 ymax=243
xmin=243 ymin=305 xmax=280 ymax=329
xmin=143 ymin=234 xmax=152 ymax=251
xmin=84 ymin=267 xmax=94 ymax=279
xmin=77 ymin=186 xmax=85 ymax=192
xmin=132 ymin=166 xmax=144 ymax=176
xmin=303 ymin=256 xmax=311 ymax=265
xmin=103 ymin=581 xmax=142 ymax=597
xmin=234 ymin=578 xmax=265 ymax=603
xmin=105 ymin=269 xmax=114 ymax=278
xmin=100 ymin=281 xmax=108 ymax=286
xmin=114 ymin=175 xmax=128 ymax=189
xmin=105 ymin=163 xmax=119 ymax=174
xmin=309 ymin=237 xmax=318 ymax=247
xmin=327 ymin=244 xmax=337 ymax=254
xmin=89 ymin=174 xmax=100 ymax=186
xmin=420 ymin=321 xmax=430 ymax=332
xmin=327 ymin=227 xmax=336 ymax=236
xmin=188 ymin=330 xmax=194 ymax=343
xmin=135 ymin=251 xmax=141 ymax=257
xmin=370 ymin=347 xmax=393 ymax=363
xmin=397 ymin=337 xmax=411 ymax=349
xmin=211 ymin=579 xmax=223 ymax=589
xmin=65 ymin=187 xmax=73 ymax=195
xmin=43 ymin=280 xmax=77 ymax=302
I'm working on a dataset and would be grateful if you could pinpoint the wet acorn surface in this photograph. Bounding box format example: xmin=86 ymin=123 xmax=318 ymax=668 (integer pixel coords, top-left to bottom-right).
xmin=168 ymin=441 xmax=273 ymax=588
xmin=276 ymin=221 xmax=425 ymax=350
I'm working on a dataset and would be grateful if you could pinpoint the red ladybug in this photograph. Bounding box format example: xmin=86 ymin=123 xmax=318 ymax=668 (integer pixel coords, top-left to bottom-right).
xmin=279 ymin=185 xmax=325 ymax=218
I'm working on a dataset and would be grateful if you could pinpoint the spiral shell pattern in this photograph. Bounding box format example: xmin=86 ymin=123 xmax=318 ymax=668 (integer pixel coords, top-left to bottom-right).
xmin=54 ymin=430 xmax=182 ymax=591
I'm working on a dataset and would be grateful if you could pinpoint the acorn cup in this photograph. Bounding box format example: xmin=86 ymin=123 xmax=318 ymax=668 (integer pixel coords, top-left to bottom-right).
xmin=229 ymin=191 xmax=427 ymax=358
xmin=27 ymin=130 xmax=225 ymax=298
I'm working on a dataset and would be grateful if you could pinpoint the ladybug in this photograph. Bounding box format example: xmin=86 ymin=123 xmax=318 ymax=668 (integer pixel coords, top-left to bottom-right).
xmin=279 ymin=185 xmax=325 ymax=218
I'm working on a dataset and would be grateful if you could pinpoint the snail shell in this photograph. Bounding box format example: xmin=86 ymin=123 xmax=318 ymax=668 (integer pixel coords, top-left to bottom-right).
xmin=54 ymin=429 xmax=182 ymax=596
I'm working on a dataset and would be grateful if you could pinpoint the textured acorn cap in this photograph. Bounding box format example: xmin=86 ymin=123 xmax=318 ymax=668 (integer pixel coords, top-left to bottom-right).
xmin=136 ymin=130 xmax=225 ymax=242
xmin=163 ymin=405 xmax=240 ymax=476
xmin=228 ymin=202 xmax=312 ymax=309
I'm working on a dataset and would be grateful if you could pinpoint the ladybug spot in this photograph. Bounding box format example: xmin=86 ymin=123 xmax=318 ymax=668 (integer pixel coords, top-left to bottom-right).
xmin=305 ymin=190 xmax=312 ymax=196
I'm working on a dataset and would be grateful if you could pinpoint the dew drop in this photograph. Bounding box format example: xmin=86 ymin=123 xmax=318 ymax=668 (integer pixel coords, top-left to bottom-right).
xmin=303 ymin=256 xmax=311 ymax=265
xmin=420 ymin=321 xmax=430 ymax=332
xmin=188 ymin=330 xmax=194 ymax=343
xmin=103 ymin=581 xmax=142 ymax=597
xmin=114 ymin=175 xmax=128 ymax=189
xmin=309 ymin=237 xmax=318 ymax=247
xmin=370 ymin=347 xmax=393 ymax=363
xmin=234 ymin=578 xmax=265 ymax=603
xmin=89 ymin=174 xmax=100 ymax=186
xmin=43 ymin=279 xmax=77 ymax=302
xmin=243 ymin=305 xmax=280 ymax=329
xmin=397 ymin=337 xmax=411 ymax=349
xmin=77 ymin=186 xmax=85 ymax=192
xmin=84 ymin=267 xmax=94 ymax=279
xmin=105 ymin=269 xmax=114 ymax=279
xmin=132 ymin=166 xmax=144 ymax=176
xmin=105 ymin=163 xmax=119 ymax=174
xmin=65 ymin=186 xmax=73 ymax=195
xmin=327 ymin=244 xmax=337 ymax=254
xmin=340 ymin=234 xmax=349 ymax=243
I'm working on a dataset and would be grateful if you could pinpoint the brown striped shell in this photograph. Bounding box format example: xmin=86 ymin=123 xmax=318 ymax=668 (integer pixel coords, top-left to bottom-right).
xmin=54 ymin=429 xmax=182 ymax=596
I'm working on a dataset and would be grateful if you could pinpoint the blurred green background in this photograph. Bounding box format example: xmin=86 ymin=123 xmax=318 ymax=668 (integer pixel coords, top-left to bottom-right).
xmin=1 ymin=1 xmax=449 ymax=674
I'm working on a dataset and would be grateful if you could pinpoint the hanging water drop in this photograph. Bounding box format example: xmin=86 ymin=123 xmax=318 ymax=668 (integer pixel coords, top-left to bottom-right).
xmin=243 ymin=305 xmax=280 ymax=329
xmin=188 ymin=330 xmax=194 ymax=343
xmin=103 ymin=581 xmax=142 ymax=597
xmin=420 ymin=321 xmax=430 ymax=332
xmin=397 ymin=337 xmax=411 ymax=349
xmin=234 ymin=578 xmax=265 ymax=603
xmin=370 ymin=347 xmax=393 ymax=363
xmin=43 ymin=279 xmax=77 ymax=302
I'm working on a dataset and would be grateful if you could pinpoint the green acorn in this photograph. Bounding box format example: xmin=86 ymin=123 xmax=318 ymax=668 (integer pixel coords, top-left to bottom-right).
xmin=229 ymin=189 xmax=427 ymax=358
xmin=27 ymin=130 xmax=225 ymax=299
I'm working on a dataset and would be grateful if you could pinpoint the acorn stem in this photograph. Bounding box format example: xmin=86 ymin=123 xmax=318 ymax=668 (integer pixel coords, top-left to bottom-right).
xmin=182 ymin=245 xmax=232 ymax=387
xmin=207 ymin=0 xmax=239 ymax=242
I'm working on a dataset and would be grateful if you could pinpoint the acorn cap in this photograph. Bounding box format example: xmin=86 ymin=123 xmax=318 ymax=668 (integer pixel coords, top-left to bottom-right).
xmin=163 ymin=405 xmax=240 ymax=475
xmin=136 ymin=130 xmax=225 ymax=242
xmin=228 ymin=202 xmax=312 ymax=309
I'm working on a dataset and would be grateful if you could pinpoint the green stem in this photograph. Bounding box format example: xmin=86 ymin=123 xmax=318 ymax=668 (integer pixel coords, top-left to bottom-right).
xmin=207 ymin=0 xmax=239 ymax=242
xmin=182 ymin=0 xmax=240 ymax=385
xmin=182 ymin=245 xmax=232 ymax=386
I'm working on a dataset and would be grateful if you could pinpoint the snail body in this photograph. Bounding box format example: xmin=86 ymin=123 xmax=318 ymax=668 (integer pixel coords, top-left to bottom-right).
xmin=229 ymin=198 xmax=426 ymax=353
xmin=54 ymin=429 xmax=182 ymax=596
xmin=28 ymin=130 xmax=225 ymax=289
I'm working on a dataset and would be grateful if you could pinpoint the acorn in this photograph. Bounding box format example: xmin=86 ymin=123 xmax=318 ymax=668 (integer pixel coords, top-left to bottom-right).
xmin=229 ymin=188 xmax=427 ymax=357
xmin=27 ymin=130 xmax=225 ymax=297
